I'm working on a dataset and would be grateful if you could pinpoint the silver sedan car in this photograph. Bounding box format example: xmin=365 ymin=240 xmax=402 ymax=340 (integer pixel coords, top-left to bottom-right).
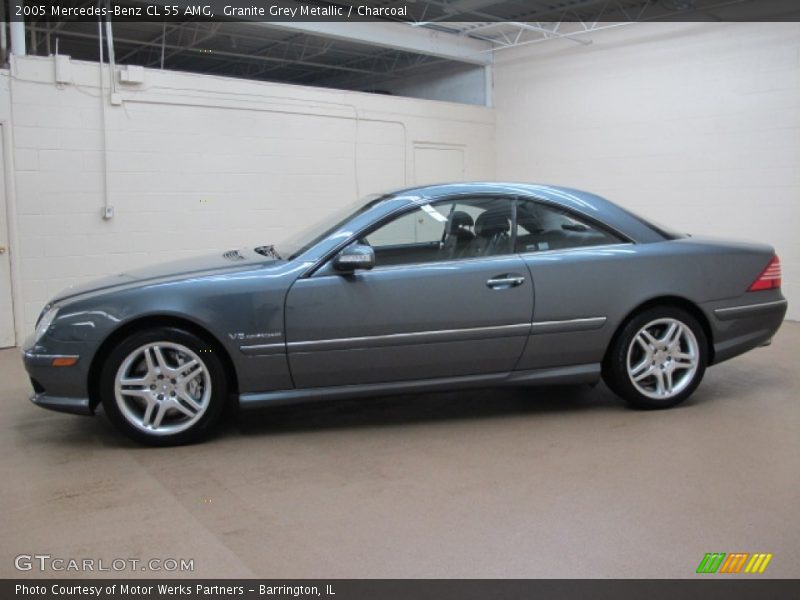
xmin=23 ymin=183 xmax=787 ymax=445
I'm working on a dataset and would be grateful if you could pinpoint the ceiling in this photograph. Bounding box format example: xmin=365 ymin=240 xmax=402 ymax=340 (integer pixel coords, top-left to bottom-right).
xmin=28 ymin=19 xmax=455 ymax=88
xmin=19 ymin=0 xmax=800 ymax=96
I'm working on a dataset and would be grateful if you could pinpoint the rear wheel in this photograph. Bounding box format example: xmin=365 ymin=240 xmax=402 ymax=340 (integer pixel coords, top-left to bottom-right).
xmin=100 ymin=327 xmax=227 ymax=445
xmin=604 ymin=307 xmax=707 ymax=409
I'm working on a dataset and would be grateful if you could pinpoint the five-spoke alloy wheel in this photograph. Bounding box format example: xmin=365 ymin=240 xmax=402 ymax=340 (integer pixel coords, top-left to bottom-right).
xmin=604 ymin=307 xmax=707 ymax=409
xmin=100 ymin=327 xmax=227 ymax=445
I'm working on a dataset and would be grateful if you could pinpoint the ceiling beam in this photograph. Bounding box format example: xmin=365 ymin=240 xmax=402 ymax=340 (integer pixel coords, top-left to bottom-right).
xmin=27 ymin=27 xmax=387 ymax=76
xmin=256 ymin=21 xmax=493 ymax=66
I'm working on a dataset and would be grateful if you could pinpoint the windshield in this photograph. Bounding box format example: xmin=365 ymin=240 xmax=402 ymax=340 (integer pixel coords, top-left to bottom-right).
xmin=273 ymin=193 xmax=387 ymax=260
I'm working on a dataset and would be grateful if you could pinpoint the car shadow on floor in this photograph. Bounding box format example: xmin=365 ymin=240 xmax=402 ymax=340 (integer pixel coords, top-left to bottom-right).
xmin=39 ymin=383 xmax=622 ymax=449
xmin=224 ymin=351 xmax=789 ymax=440
xmin=13 ymin=340 xmax=780 ymax=449
xmin=65 ymin=380 xmax=715 ymax=448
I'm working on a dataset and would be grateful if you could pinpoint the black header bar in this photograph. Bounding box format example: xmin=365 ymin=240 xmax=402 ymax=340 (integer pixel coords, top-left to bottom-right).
xmin=7 ymin=0 xmax=800 ymax=23
xmin=5 ymin=579 xmax=800 ymax=600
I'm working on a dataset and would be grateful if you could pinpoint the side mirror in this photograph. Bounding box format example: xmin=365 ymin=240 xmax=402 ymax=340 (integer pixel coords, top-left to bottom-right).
xmin=333 ymin=244 xmax=375 ymax=273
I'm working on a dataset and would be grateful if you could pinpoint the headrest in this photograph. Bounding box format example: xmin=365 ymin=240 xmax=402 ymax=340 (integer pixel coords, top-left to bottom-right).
xmin=448 ymin=211 xmax=474 ymax=233
xmin=475 ymin=210 xmax=510 ymax=237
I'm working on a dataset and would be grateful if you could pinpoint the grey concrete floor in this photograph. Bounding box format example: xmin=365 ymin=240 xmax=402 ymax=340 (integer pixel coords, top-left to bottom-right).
xmin=1 ymin=323 xmax=798 ymax=579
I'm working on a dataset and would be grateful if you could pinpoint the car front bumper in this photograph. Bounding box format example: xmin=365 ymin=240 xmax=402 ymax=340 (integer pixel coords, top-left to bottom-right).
xmin=22 ymin=335 xmax=94 ymax=416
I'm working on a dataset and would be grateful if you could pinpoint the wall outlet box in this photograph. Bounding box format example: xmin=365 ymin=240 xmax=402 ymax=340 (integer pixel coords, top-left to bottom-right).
xmin=110 ymin=93 xmax=123 ymax=105
xmin=54 ymin=54 xmax=72 ymax=84
xmin=119 ymin=65 xmax=145 ymax=84
xmin=102 ymin=206 xmax=115 ymax=220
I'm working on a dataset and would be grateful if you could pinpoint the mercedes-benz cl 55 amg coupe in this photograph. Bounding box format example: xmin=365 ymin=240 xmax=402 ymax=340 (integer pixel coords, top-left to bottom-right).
xmin=23 ymin=183 xmax=787 ymax=445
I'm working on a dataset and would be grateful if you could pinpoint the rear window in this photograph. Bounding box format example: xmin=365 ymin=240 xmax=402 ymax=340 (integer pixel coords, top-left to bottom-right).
xmin=634 ymin=215 xmax=687 ymax=240
xmin=615 ymin=206 xmax=687 ymax=240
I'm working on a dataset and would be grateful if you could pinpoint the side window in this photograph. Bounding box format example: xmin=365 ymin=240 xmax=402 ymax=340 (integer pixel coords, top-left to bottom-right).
xmin=366 ymin=205 xmax=445 ymax=248
xmin=364 ymin=197 xmax=514 ymax=267
xmin=515 ymin=199 xmax=624 ymax=253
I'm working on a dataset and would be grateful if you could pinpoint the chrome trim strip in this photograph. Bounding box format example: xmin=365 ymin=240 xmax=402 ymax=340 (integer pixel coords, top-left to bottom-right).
xmin=248 ymin=318 xmax=609 ymax=355
xmin=714 ymin=299 xmax=788 ymax=321
xmin=288 ymin=322 xmax=532 ymax=353
xmin=518 ymin=243 xmax=634 ymax=259
xmin=530 ymin=317 xmax=607 ymax=334
xmin=239 ymin=342 xmax=286 ymax=356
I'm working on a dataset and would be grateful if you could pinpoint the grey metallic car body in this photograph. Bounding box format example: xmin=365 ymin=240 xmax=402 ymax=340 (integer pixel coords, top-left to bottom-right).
xmin=23 ymin=183 xmax=787 ymax=418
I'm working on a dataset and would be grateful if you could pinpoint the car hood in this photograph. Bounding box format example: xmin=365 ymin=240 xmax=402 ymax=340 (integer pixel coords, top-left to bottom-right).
xmin=52 ymin=248 xmax=279 ymax=305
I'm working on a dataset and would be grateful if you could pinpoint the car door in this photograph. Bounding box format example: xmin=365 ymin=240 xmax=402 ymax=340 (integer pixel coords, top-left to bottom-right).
xmin=513 ymin=197 xmax=632 ymax=370
xmin=284 ymin=196 xmax=534 ymax=388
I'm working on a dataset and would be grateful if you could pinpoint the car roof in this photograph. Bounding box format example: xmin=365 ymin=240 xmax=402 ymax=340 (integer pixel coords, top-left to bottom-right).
xmin=379 ymin=182 xmax=666 ymax=243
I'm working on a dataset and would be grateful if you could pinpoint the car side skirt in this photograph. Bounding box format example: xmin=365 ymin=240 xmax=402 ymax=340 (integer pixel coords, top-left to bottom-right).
xmin=238 ymin=363 xmax=601 ymax=409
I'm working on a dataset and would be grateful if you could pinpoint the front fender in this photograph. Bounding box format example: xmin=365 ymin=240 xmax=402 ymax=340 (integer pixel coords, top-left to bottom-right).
xmin=44 ymin=262 xmax=303 ymax=402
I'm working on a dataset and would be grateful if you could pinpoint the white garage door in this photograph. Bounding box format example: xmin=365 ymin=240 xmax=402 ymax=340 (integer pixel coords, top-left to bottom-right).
xmin=0 ymin=125 xmax=14 ymax=348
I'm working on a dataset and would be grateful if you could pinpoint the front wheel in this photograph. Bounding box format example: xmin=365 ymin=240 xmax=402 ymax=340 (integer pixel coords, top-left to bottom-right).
xmin=604 ymin=307 xmax=707 ymax=409
xmin=100 ymin=327 xmax=228 ymax=445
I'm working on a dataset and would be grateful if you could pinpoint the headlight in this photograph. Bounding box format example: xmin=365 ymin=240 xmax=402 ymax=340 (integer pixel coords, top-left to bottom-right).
xmin=34 ymin=306 xmax=59 ymax=343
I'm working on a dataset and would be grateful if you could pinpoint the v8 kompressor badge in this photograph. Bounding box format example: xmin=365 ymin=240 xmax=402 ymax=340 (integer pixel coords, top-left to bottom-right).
xmin=228 ymin=332 xmax=282 ymax=341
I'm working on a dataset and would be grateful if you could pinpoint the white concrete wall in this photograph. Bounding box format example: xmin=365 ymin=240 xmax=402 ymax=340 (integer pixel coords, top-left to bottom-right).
xmin=494 ymin=23 xmax=799 ymax=319
xmin=6 ymin=56 xmax=495 ymax=337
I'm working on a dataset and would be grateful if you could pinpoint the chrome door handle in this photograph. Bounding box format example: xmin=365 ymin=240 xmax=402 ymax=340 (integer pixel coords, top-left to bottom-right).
xmin=486 ymin=276 xmax=525 ymax=289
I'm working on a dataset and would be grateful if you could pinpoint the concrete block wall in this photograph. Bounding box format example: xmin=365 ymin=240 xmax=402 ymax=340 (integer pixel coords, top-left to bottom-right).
xmin=494 ymin=22 xmax=800 ymax=319
xmin=4 ymin=56 xmax=495 ymax=337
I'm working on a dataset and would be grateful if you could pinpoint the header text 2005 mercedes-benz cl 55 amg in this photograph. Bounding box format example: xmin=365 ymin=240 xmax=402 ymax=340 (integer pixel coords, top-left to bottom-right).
xmin=23 ymin=183 xmax=787 ymax=445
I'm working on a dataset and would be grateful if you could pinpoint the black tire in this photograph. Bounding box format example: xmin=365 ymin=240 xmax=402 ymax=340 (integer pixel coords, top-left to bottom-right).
xmin=603 ymin=306 xmax=708 ymax=409
xmin=100 ymin=327 xmax=228 ymax=446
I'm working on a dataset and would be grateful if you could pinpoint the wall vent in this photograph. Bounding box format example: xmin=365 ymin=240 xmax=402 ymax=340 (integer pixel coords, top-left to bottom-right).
xmin=223 ymin=249 xmax=245 ymax=261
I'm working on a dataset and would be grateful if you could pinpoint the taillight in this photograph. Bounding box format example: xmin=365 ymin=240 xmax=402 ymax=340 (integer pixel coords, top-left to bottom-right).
xmin=748 ymin=255 xmax=781 ymax=291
